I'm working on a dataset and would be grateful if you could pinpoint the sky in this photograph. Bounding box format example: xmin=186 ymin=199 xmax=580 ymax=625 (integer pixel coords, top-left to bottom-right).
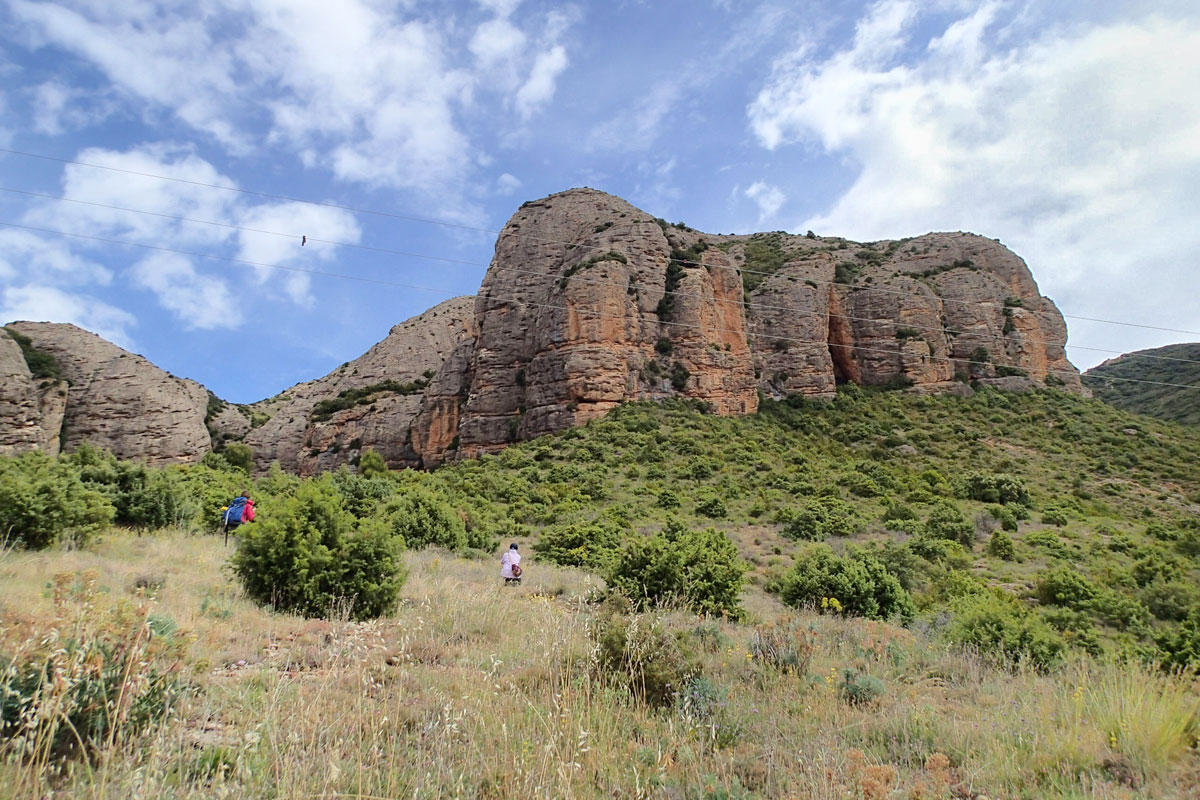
xmin=1 ymin=0 xmax=1198 ymax=403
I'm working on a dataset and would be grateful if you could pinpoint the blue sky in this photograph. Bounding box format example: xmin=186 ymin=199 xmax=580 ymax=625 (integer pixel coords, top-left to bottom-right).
xmin=2 ymin=0 xmax=1198 ymax=403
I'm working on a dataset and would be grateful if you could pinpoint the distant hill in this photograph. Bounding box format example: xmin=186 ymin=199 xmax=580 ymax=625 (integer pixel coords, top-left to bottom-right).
xmin=1083 ymin=343 xmax=1200 ymax=424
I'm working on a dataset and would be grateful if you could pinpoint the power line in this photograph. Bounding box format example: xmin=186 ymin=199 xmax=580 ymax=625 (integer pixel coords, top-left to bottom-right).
xmin=6 ymin=185 xmax=1200 ymax=371
xmin=5 ymin=218 xmax=1199 ymax=394
xmin=4 ymin=145 xmax=1199 ymax=338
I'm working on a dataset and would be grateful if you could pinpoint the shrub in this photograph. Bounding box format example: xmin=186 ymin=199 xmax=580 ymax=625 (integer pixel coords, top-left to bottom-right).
xmin=695 ymin=494 xmax=727 ymax=518
xmin=231 ymin=477 xmax=406 ymax=620
xmin=946 ymin=593 xmax=1066 ymax=670
xmin=380 ymin=485 xmax=467 ymax=550
xmin=535 ymin=515 xmax=625 ymax=569
xmin=777 ymin=545 xmax=914 ymax=621
xmin=1037 ymin=567 xmax=1096 ymax=609
xmin=606 ymin=520 xmax=746 ymax=618
xmin=1041 ymin=507 xmax=1069 ymax=527
xmin=1038 ymin=608 xmax=1104 ymax=656
xmin=1141 ymin=580 xmax=1200 ymax=622
xmin=222 ymin=442 xmax=254 ymax=473
xmin=1156 ymin=608 xmax=1200 ymax=670
xmin=986 ymin=504 xmax=1019 ymax=531
xmin=986 ymin=530 xmax=1016 ymax=560
xmin=357 ymin=448 xmax=388 ymax=478
xmin=962 ymin=473 xmax=1029 ymax=505
xmin=330 ymin=468 xmax=394 ymax=518
xmin=925 ymin=501 xmax=974 ymax=546
xmin=657 ymin=488 xmax=680 ymax=509
xmin=0 ymin=452 xmax=113 ymax=549
xmin=840 ymin=669 xmax=885 ymax=705
xmin=592 ymin=600 xmax=700 ymax=708
xmin=782 ymin=497 xmax=861 ymax=541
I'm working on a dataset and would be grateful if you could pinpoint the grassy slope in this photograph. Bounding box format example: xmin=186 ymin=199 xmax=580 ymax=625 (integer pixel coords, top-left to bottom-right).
xmin=4 ymin=387 xmax=1200 ymax=798
xmin=427 ymin=388 xmax=1200 ymax=658
xmin=3 ymin=533 xmax=1198 ymax=799
xmin=1083 ymin=343 xmax=1200 ymax=425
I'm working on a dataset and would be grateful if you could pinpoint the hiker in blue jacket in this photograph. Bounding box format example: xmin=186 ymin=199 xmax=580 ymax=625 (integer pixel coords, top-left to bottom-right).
xmin=222 ymin=493 xmax=255 ymax=544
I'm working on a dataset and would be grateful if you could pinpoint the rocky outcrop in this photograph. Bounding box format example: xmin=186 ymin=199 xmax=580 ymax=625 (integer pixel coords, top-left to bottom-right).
xmin=0 ymin=329 xmax=66 ymax=456
xmin=406 ymin=190 xmax=1080 ymax=466
xmin=241 ymin=297 xmax=476 ymax=474
xmin=4 ymin=322 xmax=211 ymax=465
xmin=0 ymin=189 xmax=1082 ymax=472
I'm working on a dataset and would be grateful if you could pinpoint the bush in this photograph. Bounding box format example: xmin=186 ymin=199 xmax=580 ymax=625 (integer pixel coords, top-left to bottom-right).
xmin=592 ymin=600 xmax=700 ymax=708
xmin=946 ymin=593 xmax=1066 ymax=670
xmin=535 ymin=516 xmax=625 ymax=570
xmin=231 ymin=477 xmax=406 ymax=620
xmin=782 ymin=497 xmax=861 ymax=541
xmin=695 ymin=494 xmax=727 ymax=518
xmin=1156 ymin=608 xmax=1200 ymax=670
xmin=222 ymin=442 xmax=254 ymax=473
xmin=1041 ymin=507 xmax=1070 ymax=527
xmin=606 ymin=520 xmax=746 ymax=618
xmin=986 ymin=504 xmax=1019 ymax=531
xmin=1141 ymin=580 xmax=1200 ymax=622
xmin=777 ymin=545 xmax=914 ymax=621
xmin=986 ymin=530 xmax=1016 ymax=560
xmin=840 ymin=669 xmax=885 ymax=705
xmin=358 ymin=448 xmax=388 ymax=478
xmin=925 ymin=501 xmax=974 ymax=546
xmin=962 ymin=473 xmax=1030 ymax=505
xmin=380 ymin=485 xmax=467 ymax=550
xmin=1037 ymin=567 xmax=1096 ymax=609
xmin=0 ymin=452 xmax=113 ymax=549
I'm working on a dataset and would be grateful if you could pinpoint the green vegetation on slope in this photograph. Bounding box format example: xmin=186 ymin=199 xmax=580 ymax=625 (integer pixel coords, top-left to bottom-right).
xmin=1083 ymin=342 xmax=1200 ymax=424
xmin=2 ymin=326 xmax=65 ymax=382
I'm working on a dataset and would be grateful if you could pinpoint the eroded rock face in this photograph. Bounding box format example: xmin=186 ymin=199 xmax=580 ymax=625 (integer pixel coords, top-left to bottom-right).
xmin=5 ymin=322 xmax=211 ymax=465
xmin=0 ymin=330 xmax=61 ymax=456
xmin=242 ymin=297 xmax=476 ymax=474
xmin=0 ymin=190 xmax=1082 ymax=472
xmin=422 ymin=189 xmax=758 ymax=464
xmin=408 ymin=191 xmax=1081 ymax=465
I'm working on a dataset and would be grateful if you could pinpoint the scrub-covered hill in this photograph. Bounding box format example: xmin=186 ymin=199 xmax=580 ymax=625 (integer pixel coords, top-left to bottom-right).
xmin=1083 ymin=343 xmax=1200 ymax=425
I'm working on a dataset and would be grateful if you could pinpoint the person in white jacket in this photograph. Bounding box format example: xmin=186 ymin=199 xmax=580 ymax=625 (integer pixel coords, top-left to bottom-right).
xmin=500 ymin=543 xmax=522 ymax=584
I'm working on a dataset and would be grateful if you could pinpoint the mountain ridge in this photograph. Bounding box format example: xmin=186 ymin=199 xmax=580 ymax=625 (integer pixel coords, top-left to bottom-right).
xmin=1 ymin=188 xmax=1084 ymax=470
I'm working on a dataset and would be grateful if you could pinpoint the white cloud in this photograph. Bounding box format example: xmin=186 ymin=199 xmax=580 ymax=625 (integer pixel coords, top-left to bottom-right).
xmin=31 ymin=80 xmax=112 ymax=135
xmin=19 ymin=145 xmax=362 ymax=324
xmin=0 ymin=284 xmax=135 ymax=346
xmin=496 ymin=173 xmax=522 ymax=194
xmin=129 ymin=252 xmax=239 ymax=330
xmin=9 ymin=1 xmax=578 ymax=199
xmin=745 ymin=181 xmax=786 ymax=221
xmin=748 ymin=3 xmax=1200 ymax=367
xmin=235 ymin=202 xmax=362 ymax=305
xmin=0 ymin=229 xmax=112 ymax=284
xmin=515 ymin=45 xmax=568 ymax=120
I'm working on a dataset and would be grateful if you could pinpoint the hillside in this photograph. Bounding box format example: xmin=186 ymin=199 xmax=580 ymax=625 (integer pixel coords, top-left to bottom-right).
xmin=1083 ymin=343 xmax=1200 ymax=424
xmin=3 ymin=385 xmax=1200 ymax=798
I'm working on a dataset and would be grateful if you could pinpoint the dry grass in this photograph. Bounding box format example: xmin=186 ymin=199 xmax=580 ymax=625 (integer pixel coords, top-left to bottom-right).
xmin=2 ymin=530 xmax=1198 ymax=799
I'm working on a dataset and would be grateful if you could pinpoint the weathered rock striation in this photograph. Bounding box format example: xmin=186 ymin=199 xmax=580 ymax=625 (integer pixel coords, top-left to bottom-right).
xmin=4 ymin=322 xmax=210 ymax=465
xmin=0 ymin=189 xmax=1082 ymax=471
xmin=407 ymin=189 xmax=1081 ymax=466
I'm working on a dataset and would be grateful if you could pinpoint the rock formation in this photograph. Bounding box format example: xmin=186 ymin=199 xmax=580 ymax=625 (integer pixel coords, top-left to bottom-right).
xmin=242 ymin=297 xmax=476 ymax=474
xmin=0 ymin=329 xmax=68 ymax=456
xmin=3 ymin=322 xmax=211 ymax=465
xmin=0 ymin=189 xmax=1082 ymax=472
xmin=407 ymin=189 xmax=1081 ymax=466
